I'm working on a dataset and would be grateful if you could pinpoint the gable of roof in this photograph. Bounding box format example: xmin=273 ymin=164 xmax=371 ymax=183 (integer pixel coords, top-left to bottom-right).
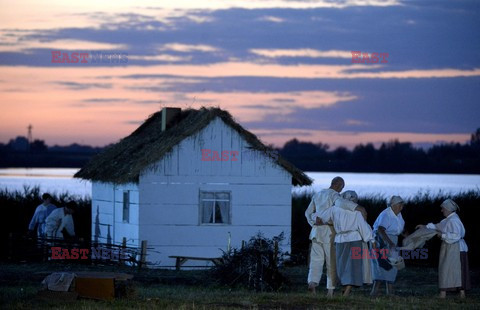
xmin=74 ymin=107 xmax=312 ymax=186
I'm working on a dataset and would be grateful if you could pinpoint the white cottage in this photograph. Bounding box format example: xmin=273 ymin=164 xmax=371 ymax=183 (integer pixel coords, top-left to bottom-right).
xmin=75 ymin=107 xmax=311 ymax=267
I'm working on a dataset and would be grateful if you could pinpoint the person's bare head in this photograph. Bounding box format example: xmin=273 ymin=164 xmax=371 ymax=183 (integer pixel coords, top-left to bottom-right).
xmin=330 ymin=177 xmax=345 ymax=193
xmin=64 ymin=201 xmax=77 ymax=215
xmin=42 ymin=193 xmax=52 ymax=205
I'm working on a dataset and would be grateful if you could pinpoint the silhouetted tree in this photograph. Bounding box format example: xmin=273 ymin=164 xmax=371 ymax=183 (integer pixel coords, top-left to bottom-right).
xmin=279 ymin=139 xmax=330 ymax=170
xmin=351 ymin=143 xmax=377 ymax=172
xmin=471 ymin=128 xmax=480 ymax=146
xmin=30 ymin=139 xmax=47 ymax=152
xmin=332 ymin=146 xmax=350 ymax=160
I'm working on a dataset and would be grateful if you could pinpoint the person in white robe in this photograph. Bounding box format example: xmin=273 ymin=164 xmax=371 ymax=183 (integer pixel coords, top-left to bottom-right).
xmin=318 ymin=190 xmax=374 ymax=296
xmin=45 ymin=201 xmax=76 ymax=240
xmin=28 ymin=193 xmax=57 ymax=238
xmin=370 ymin=195 xmax=405 ymax=296
xmin=305 ymin=176 xmax=367 ymax=296
xmin=416 ymin=199 xmax=470 ymax=299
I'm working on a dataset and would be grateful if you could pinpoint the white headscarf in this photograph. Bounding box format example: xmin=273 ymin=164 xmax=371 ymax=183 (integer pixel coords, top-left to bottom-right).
xmin=388 ymin=195 xmax=404 ymax=208
xmin=441 ymin=198 xmax=459 ymax=212
xmin=342 ymin=190 xmax=358 ymax=203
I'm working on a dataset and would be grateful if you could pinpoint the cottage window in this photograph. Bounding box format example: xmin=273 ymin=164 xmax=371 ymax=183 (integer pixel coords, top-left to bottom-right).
xmin=200 ymin=191 xmax=231 ymax=224
xmin=123 ymin=191 xmax=130 ymax=223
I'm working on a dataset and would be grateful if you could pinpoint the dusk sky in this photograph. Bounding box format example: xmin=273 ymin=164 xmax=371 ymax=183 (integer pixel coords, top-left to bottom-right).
xmin=0 ymin=0 xmax=479 ymax=149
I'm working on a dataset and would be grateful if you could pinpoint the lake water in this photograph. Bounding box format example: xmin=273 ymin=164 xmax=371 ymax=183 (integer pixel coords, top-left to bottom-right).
xmin=0 ymin=168 xmax=91 ymax=198
xmin=0 ymin=168 xmax=479 ymax=199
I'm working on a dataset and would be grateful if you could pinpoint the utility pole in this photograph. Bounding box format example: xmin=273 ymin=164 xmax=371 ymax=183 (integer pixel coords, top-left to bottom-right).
xmin=27 ymin=124 xmax=33 ymax=143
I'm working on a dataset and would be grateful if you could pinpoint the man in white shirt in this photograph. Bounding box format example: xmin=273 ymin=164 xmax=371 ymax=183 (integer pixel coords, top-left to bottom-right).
xmin=304 ymin=177 xmax=367 ymax=296
xmin=28 ymin=193 xmax=57 ymax=238
xmin=45 ymin=201 xmax=76 ymax=240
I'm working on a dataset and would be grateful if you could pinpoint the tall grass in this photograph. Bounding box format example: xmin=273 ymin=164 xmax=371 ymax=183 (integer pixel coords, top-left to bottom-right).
xmin=0 ymin=186 xmax=91 ymax=253
xmin=2 ymin=187 xmax=479 ymax=268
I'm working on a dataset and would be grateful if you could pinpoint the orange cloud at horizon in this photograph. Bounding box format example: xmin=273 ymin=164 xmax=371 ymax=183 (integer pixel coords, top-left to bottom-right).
xmin=0 ymin=63 xmax=476 ymax=148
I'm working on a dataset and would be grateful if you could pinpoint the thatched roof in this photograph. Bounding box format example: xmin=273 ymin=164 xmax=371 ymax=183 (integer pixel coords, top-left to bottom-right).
xmin=74 ymin=107 xmax=312 ymax=186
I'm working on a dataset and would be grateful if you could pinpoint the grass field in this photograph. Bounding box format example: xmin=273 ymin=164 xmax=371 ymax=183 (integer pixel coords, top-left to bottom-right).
xmin=0 ymin=262 xmax=478 ymax=309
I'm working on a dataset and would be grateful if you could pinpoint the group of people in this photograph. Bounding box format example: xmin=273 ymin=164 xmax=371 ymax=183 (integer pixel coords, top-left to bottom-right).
xmin=305 ymin=177 xmax=470 ymax=298
xmin=28 ymin=193 xmax=76 ymax=240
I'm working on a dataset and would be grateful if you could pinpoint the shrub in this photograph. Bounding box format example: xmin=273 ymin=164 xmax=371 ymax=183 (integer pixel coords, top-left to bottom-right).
xmin=210 ymin=233 xmax=288 ymax=291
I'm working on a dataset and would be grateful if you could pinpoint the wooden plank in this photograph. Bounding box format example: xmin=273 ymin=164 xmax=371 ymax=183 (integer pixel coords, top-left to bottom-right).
xmin=225 ymin=184 xmax=291 ymax=205
xmin=232 ymin=204 xmax=291 ymax=226
xmin=169 ymin=256 xmax=223 ymax=270
xmin=113 ymin=222 xmax=139 ymax=245
xmin=149 ymin=246 xmax=225 ymax=268
xmin=140 ymin=203 xmax=198 ymax=225
xmin=140 ymin=173 xmax=291 ymax=186
xmin=92 ymin=200 xmax=114 ymax=216
xmin=163 ymin=147 xmax=179 ymax=176
xmin=155 ymin=117 xmax=281 ymax=178
xmin=92 ymin=211 xmax=114 ymax=225
xmin=140 ymin=202 xmax=291 ymax=226
xmin=139 ymin=183 xmax=290 ymax=207
xmin=74 ymin=272 xmax=134 ymax=280
xmin=92 ymin=182 xmax=114 ymax=201
xmin=115 ymin=236 xmax=140 ymax=247
xmin=139 ymin=183 xmax=199 ymax=205
xmin=114 ymin=201 xmax=139 ymax=224
xmin=114 ymin=187 xmax=139 ymax=203
xmin=139 ymin=225 xmax=291 ymax=248
xmin=139 ymin=240 xmax=148 ymax=268
xmin=169 ymin=255 xmax=222 ymax=260
xmin=147 ymin=241 xmax=290 ymax=268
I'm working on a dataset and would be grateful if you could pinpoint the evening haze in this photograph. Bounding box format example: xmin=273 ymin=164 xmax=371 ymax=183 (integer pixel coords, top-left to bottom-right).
xmin=0 ymin=0 xmax=479 ymax=148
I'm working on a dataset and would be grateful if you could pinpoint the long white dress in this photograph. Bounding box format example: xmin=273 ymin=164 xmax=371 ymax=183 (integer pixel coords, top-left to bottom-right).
xmin=319 ymin=204 xmax=374 ymax=286
xmin=370 ymin=207 xmax=404 ymax=283
xmin=427 ymin=212 xmax=469 ymax=290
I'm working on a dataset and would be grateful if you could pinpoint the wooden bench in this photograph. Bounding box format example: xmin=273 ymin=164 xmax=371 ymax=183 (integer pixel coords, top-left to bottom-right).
xmin=169 ymin=255 xmax=223 ymax=270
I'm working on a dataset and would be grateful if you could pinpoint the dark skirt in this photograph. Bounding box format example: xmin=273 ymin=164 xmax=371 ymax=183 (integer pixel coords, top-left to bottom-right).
xmin=336 ymin=240 xmax=364 ymax=287
xmin=461 ymin=252 xmax=472 ymax=291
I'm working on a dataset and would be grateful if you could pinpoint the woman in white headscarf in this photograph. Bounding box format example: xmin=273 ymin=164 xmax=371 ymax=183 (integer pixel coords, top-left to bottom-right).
xmin=416 ymin=199 xmax=470 ymax=298
xmin=370 ymin=195 xmax=405 ymax=296
xmin=329 ymin=190 xmax=373 ymax=296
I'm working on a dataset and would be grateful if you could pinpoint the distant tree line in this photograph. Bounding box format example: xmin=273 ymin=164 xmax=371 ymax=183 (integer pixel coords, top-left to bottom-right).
xmin=277 ymin=128 xmax=480 ymax=174
xmin=1 ymin=128 xmax=479 ymax=172
xmin=0 ymin=136 xmax=105 ymax=168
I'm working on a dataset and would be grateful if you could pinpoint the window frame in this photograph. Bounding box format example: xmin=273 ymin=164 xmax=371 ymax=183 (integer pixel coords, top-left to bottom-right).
xmin=122 ymin=190 xmax=130 ymax=223
xmin=198 ymin=190 xmax=232 ymax=225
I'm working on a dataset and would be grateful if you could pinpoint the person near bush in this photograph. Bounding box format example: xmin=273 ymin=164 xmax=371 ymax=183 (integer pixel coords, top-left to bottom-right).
xmin=28 ymin=193 xmax=57 ymax=238
xmin=370 ymin=195 xmax=405 ymax=296
xmin=416 ymin=199 xmax=471 ymax=299
xmin=45 ymin=201 xmax=76 ymax=240
xmin=318 ymin=190 xmax=374 ymax=296
xmin=305 ymin=176 xmax=367 ymax=296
